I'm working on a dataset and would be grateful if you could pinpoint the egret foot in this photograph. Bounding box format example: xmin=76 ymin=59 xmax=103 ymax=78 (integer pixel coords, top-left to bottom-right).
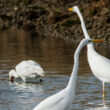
xmin=102 ymin=93 xmax=106 ymax=106
xmin=40 ymin=79 xmax=43 ymax=82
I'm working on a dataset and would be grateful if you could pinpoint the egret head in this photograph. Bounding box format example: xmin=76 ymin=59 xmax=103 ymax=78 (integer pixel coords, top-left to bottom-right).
xmin=9 ymin=69 xmax=18 ymax=82
xmin=68 ymin=6 xmax=79 ymax=12
xmin=81 ymin=38 xmax=104 ymax=46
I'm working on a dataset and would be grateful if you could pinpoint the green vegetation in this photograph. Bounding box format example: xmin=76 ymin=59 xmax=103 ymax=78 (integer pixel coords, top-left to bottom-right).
xmin=24 ymin=0 xmax=32 ymax=5
xmin=61 ymin=19 xmax=74 ymax=27
xmin=16 ymin=0 xmax=22 ymax=6
xmin=61 ymin=19 xmax=80 ymax=27
xmin=89 ymin=8 xmax=97 ymax=16
xmin=79 ymin=8 xmax=83 ymax=13
xmin=31 ymin=6 xmax=44 ymax=10
xmin=55 ymin=9 xmax=61 ymax=13
xmin=17 ymin=0 xmax=32 ymax=5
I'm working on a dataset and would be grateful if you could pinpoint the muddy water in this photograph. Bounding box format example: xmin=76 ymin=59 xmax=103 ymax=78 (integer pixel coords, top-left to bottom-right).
xmin=0 ymin=27 xmax=110 ymax=110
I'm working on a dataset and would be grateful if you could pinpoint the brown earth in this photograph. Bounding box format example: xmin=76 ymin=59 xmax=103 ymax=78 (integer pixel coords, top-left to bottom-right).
xmin=0 ymin=0 xmax=110 ymax=46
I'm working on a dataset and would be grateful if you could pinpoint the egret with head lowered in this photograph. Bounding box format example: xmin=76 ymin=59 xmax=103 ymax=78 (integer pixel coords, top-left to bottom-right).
xmin=9 ymin=60 xmax=44 ymax=82
xmin=33 ymin=38 xmax=103 ymax=110
xmin=68 ymin=6 xmax=109 ymax=98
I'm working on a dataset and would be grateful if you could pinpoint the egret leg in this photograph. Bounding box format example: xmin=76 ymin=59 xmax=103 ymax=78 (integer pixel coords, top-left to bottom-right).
xmin=102 ymin=82 xmax=105 ymax=98
xmin=102 ymin=82 xmax=106 ymax=106
xmin=39 ymin=79 xmax=43 ymax=82
xmin=35 ymin=75 xmax=43 ymax=82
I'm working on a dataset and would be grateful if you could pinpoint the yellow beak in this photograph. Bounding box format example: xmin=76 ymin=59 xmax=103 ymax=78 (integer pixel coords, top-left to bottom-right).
xmin=92 ymin=39 xmax=104 ymax=42
xmin=68 ymin=8 xmax=73 ymax=11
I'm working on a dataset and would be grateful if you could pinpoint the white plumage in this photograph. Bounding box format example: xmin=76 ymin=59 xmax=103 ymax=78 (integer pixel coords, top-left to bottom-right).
xmin=9 ymin=60 xmax=44 ymax=82
xmin=68 ymin=6 xmax=109 ymax=97
xmin=33 ymin=39 xmax=102 ymax=110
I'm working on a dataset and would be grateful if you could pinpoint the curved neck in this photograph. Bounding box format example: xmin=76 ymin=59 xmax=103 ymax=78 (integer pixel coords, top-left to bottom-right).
xmin=13 ymin=70 xmax=19 ymax=78
xmin=76 ymin=9 xmax=90 ymax=39
xmin=76 ymin=8 xmax=95 ymax=50
xmin=66 ymin=41 xmax=85 ymax=94
xmin=87 ymin=43 xmax=94 ymax=49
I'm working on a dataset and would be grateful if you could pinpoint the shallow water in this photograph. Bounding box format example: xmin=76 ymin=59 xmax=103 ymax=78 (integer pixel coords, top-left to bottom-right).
xmin=0 ymin=27 xmax=110 ymax=110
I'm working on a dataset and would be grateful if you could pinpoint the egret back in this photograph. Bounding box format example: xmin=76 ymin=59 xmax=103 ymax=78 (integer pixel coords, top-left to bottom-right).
xmin=15 ymin=61 xmax=33 ymax=77
xmin=33 ymin=88 xmax=72 ymax=110
xmin=27 ymin=60 xmax=44 ymax=76
xmin=15 ymin=60 xmax=44 ymax=79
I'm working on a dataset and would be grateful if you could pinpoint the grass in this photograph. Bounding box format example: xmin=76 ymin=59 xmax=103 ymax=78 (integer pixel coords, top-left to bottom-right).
xmin=17 ymin=0 xmax=32 ymax=5
xmin=31 ymin=6 xmax=44 ymax=10
xmin=55 ymin=9 xmax=61 ymax=13
xmin=61 ymin=19 xmax=80 ymax=27
xmin=89 ymin=8 xmax=97 ymax=16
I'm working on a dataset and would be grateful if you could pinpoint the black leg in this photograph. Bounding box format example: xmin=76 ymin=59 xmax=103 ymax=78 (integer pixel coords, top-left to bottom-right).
xmin=40 ymin=78 xmax=43 ymax=82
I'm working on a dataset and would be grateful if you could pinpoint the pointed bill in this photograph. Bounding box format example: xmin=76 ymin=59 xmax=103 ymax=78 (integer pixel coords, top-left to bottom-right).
xmin=68 ymin=8 xmax=73 ymax=11
xmin=92 ymin=39 xmax=104 ymax=42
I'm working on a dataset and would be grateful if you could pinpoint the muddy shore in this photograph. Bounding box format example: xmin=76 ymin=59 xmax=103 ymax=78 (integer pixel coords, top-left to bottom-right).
xmin=0 ymin=0 xmax=110 ymax=46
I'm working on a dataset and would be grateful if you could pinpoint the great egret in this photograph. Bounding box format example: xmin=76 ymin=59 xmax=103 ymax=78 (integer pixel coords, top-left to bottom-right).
xmin=9 ymin=60 xmax=44 ymax=82
xmin=68 ymin=6 xmax=109 ymax=98
xmin=33 ymin=39 xmax=103 ymax=110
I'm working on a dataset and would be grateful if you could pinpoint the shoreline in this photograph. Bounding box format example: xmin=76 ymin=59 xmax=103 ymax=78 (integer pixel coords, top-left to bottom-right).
xmin=0 ymin=0 xmax=110 ymax=45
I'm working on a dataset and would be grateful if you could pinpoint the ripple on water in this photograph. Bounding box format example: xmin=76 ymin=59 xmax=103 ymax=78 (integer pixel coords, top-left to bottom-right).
xmin=0 ymin=29 xmax=110 ymax=110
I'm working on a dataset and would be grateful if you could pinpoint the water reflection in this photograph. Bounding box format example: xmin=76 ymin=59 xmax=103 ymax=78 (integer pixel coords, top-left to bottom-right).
xmin=0 ymin=27 xmax=110 ymax=109
xmin=85 ymin=104 xmax=109 ymax=110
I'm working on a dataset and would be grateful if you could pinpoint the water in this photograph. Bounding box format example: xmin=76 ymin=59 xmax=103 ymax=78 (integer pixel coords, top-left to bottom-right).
xmin=0 ymin=27 xmax=110 ymax=110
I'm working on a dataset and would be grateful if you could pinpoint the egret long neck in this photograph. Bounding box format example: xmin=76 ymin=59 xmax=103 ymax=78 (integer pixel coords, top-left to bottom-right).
xmin=87 ymin=43 xmax=94 ymax=50
xmin=76 ymin=9 xmax=95 ymax=50
xmin=76 ymin=9 xmax=90 ymax=39
xmin=14 ymin=70 xmax=19 ymax=78
xmin=67 ymin=41 xmax=85 ymax=95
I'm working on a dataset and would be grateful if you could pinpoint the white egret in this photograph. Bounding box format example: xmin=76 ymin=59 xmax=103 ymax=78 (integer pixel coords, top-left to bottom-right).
xmin=9 ymin=60 xmax=44 ymax=82
xmin=68 ymin=6 xmax=109 ymax=97
xmin=33 ymin=39 xmax=103 ymax=110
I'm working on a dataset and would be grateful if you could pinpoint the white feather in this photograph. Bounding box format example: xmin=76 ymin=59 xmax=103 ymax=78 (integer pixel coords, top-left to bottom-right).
xmin=9 ymin=60 xmax=44 ymax=82
xmin=33 ymin=39 xmax=95 ymax=110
